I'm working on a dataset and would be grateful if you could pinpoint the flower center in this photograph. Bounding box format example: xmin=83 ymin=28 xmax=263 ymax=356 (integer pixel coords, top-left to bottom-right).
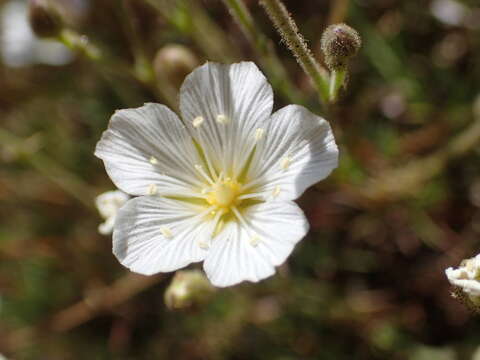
xmin=206 ymin=179 xmax=241 ymax=211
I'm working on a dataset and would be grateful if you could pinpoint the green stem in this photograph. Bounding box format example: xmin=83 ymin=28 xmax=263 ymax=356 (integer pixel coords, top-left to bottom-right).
xmin=0 ymin=129 xmax=96 ymax=211
xmin=58 ymin=29 xmax=101 ymax=61
xmin=329 ymin=68 xmax=347 ymax=102
xmin=360 ymin=113 xmax=480 ymax=202
xmin=222 ymin=0 xmax=304 ymax=104
xmin=145 ymin=0 xmax=240 ymax=62
xmin=259 ymin=0 xmax=330 ymax=105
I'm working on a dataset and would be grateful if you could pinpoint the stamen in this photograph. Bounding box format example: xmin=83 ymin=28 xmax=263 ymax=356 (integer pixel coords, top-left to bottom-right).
xmin=238 ymin=192 xmax=264 ymax=201
xmin=272 ymin=186 xmax=281 ymax=198
xmin=149 ymin=156 xmax=158 ymax=165
xmin=254 ymin=128 xmax=265 ymax=141
xmin=232 ymin=207 xmax=260 ymax=246
xmin=216 ymin=114 xmax=230 ymax=124
xmin=148 ymin=184 xmax=158 ymax=195
xmin=280 ymin=156 xmax=292 ymax=170
xmin=192 ymin=116 xmax=204 ymax=127
xmin=249 ymin=235 xmax=261 ymax=247
xmin=198 ymin=241 xmax=209 ymax=250
xmin=160 ymin=226 xmax=173 ymax=238
xmin=232 ymin=207 xmax=249 ymax=230
xmin=194 ymin=164 xmax=215 ymax=185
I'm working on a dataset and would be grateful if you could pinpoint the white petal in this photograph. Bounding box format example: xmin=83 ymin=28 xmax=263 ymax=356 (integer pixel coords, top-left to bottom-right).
xmin=98 ymin=216 xmax=115 ymax=235
xmin=246 ymin=105 xmax=338 ymax=201
xmin=179 ymin=62 xmax=273 ymax=177
xmin=95 ymin=103 xmax=203 ymax=196
xmin=113 ymin=196 xmax=212 ymax=275
xmin=203 ymin=201 xmax=309 ymax=287
xmin=95 ymin=190 xmax=130 ymax=219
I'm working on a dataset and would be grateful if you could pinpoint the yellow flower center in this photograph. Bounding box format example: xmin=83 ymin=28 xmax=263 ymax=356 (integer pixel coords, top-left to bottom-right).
xmin=206 ymin=179 xmax=241 ymax=211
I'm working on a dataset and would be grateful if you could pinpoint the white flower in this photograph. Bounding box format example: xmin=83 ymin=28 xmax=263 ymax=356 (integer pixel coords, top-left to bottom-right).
xmin=95 ymin=190 xmax=130 ymax=235
xmin=445 ymin=254 xmax=480 ymax=301
xmin=0 ymin=0 xmax=73 ymax=67
xmin=95 ymin=62 xmax=338 ymax=287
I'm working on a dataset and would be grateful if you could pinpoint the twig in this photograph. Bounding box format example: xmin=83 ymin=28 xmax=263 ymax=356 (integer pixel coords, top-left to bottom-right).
xmin=359 ymin=113 xmax=480 ymax=202
xmin=0 ymin=129 xmax=96 ymax=211
xmin=50 ymin=273 xmax=164 ymax=332
xmin=3 ymin=274 xmax=164 ymax=351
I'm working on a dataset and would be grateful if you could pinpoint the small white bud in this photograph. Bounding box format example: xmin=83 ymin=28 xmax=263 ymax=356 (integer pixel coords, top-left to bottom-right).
xmin=164 ymin=270 xmax=216 ymax=310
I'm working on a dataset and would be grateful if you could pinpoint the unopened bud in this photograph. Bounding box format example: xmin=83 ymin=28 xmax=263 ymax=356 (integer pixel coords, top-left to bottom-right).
xmin=28 ymin=0 xmax=63 ymax=38
xmin=153 ymin=44 xmax=199 ymax=88
xmin=446 ymin=254 xmax=480 ymax=313
xmin=321 ymin=23 xmax=361 ymax=70
xmin=164 ymin=270 xmax=215 ymax=310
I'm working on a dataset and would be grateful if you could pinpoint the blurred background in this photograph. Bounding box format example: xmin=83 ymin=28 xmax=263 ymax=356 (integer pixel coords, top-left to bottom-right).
xmin=1 ymin=0 xmax=480 ymax=358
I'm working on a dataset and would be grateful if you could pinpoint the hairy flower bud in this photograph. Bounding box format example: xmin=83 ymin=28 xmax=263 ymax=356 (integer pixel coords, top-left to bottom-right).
xmin=321 ymin=23 xmax=361 ymax=70
xmin=153 ymin=44 xmax=199 ymax=88
xmin=28 ymin=0 xmax=62 ymax=38
xmin=164 ymin=270 xmax=215 ymax=310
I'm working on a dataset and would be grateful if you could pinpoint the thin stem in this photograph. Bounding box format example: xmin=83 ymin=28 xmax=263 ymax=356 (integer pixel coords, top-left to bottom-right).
xmin=329 ymin=68 xmax=347 ymax=102
xmin=259 ymin=0 xmax=330 ymax=105
xmin=359 ymin=113 xmax=480 ymax=202
xmin=222 ymin=0 xmax=304 ymax=104
xmin=145 ymin=0 xmax=240 ymax=62
xmin=120 ymin=0 xmax=153 ymax=83
xmin=119 ymin=0 xmax=178 ymax=110
xmin=0 ymin=129 xmax=96 ymax=211
xmin=327 ymin=0 xmax=350 ymax=24
xmin=223 ymin=0 xmax=256 ymax=41
xmin=58 ymin=28 xmax=177 ymax=110
xmin=58 ymin=29 xmax=101 ymax=61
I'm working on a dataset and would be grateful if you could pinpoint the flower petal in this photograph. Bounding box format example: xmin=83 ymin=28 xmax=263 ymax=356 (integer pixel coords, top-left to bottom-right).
xmin=203 ymin=201 xmax=309 ymax=287
xmin=246 ymin=105 xmax=338 ymax=201
xmin=95 ymin=103 xmax=203 ymax=196
xmin=113 ymin=196 xmax=212 ymax=275
xmin=179 ymin=62 xmax=273 ymax=178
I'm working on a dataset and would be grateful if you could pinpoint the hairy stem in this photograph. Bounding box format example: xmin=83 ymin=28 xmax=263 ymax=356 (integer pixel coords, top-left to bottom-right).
xmin=222 ymin=0 xmax=303 ymax=104
xmin=329 ymin=68 xmax=347 ymax=102
xmin=259 ymin=0 xmax=330 ymax=105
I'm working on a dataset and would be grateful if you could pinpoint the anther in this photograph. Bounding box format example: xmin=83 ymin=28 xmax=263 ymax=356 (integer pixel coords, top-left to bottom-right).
xmin=193 ymin=116 xmax=204 ymax=128
xmin=272 ymin=186 xmax=281 ymax=198
xmin=249 ymin=235 xmax=261 ymax=247
xmin=195 ymin=164 xmax=214 ymax=185
xmin=198 ymin=241 xmax=209 ymax=250
xmin=149 ymin=156 xmax=158 ymax=165
xmin=160 ymin=226 xmax=173 ymax=238
xmin=254 ymin=128 xmax=265 ymax=141
xmin=216 ymin=114 xmax=230 ymax=124
xmin=280 ymin=156 xmax=291 ymax=170
xmin=148 ymin=184 xmax=158 ymax=195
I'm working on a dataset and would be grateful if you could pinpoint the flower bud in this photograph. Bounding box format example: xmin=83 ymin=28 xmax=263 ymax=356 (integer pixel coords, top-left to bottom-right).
xmin=321 ymin=23 xmax=361 ymax=70
xmin=164 ymin=270 xmax=215 ymax=310
xmin=153 ymin=44 xmax=199 ymax=88
xmin=446 ymin=254 xmax=480 ymax=312
xmin=28 ymin=0 xmax=63 ymax=38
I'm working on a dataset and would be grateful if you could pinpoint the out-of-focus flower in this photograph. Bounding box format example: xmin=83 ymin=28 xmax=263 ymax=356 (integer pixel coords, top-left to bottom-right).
xmin=95 ymin=190 xmax=130 ymax=235
xmin=0 ymin=0 xmax=73 ymax=67
xmin=430 ymin=0 xmax=467 ymax=26
xmin=95 ymin=61 xmax=338 ymax=287
xmin=164 ymin=270 xmax=216 ymax=310
xmin=446 ymin=254 xmax=480 ymax=306
xmin=28 ymin=0 xmax=62 ymax=38
xmin=153 ymin=44 xmax=199 ymax=88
